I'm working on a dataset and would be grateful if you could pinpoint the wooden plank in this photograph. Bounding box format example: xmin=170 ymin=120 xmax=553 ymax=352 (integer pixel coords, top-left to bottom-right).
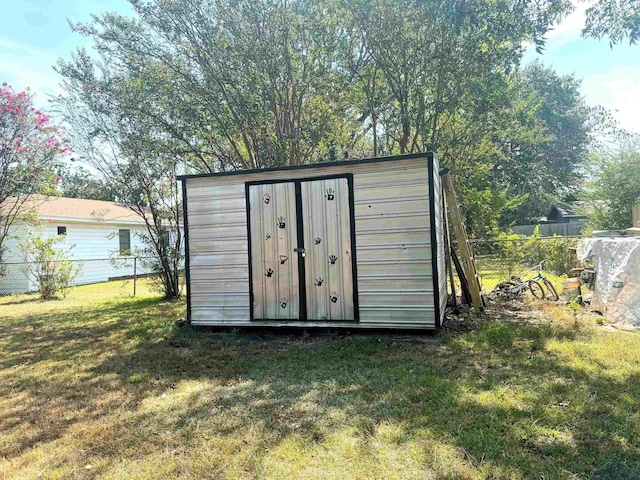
xmin=276 ymin=182 xmax=299 ymax=319
xmin=441 ymin=170 xmax=483 ymax=309
xmin=441 ymin=187 xmax=457 ymax=308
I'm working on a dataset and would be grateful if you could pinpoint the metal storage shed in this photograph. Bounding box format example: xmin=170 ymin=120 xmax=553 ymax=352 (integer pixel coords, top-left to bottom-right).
xmin=178 ymin=152 xmax=446 ymax=330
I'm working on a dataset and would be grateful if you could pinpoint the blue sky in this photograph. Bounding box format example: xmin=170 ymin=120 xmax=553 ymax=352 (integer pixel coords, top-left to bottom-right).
xmin=1 ymin=0 xmax=638 ymax=133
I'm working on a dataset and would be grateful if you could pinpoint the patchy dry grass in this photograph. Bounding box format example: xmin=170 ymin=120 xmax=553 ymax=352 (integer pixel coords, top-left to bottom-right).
xmin=1 ymin=285 xmax=639 ymax=479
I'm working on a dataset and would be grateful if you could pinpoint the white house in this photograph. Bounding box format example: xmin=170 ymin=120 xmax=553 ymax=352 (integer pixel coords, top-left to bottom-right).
xmin=0 ymin=196 xmax=153 ymax=295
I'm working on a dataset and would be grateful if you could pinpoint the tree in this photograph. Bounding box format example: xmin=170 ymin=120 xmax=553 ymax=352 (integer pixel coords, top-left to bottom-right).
xmin=0 ymin=83 xmax=68 ymax=271
xmin=55 ymin=0 xmax=585 ymax=244
xmin=57 ymin=164 xmax=116 ymax=201
xmin=339 ymin=0 xmax=581 ymax=236
xmin=414 ymin=61 xmax=598 ymax=237
xmin=342 ymin=0 xmax=573 ymax=156
xmin=56 ymin=54 xmax=184 ymax=300
xmin=584 ymin=136 xmax=640 ymax=230
xmin=65 ymin=0 xmax=352 ymax=171
xmin=492 ymin=62 xmax=597 ymax=226
xmin=583 ymin=0 xmax=640 ymax=46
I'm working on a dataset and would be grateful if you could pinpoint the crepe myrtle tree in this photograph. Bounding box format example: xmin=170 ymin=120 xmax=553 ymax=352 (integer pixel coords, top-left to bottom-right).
xmin=66 ymin=138 xmax=183 ymax=300
xmin=55 ymin=59 xmax=183 ymax=300
xmin=120 ymin=161 xmax=184 ymax=300
xmin=0 ymin=83 xmax=68 ymax=275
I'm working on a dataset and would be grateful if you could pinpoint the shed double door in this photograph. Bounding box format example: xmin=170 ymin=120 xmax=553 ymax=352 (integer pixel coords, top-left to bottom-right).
xmin=248 ymin=177 xmax=355 ymax=321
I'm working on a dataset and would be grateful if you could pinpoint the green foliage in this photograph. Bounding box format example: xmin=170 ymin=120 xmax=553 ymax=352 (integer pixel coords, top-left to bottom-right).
xmin=1 ymin=84 xmax=68 ymax=272
xmin=495 ymin=232 xmax=526 ymax=280
xmin=53 ymin=0 xmax=601 ymax=240
xmin=524 ymin=225 xmax=546 ymax=266
xmin=56 ymin=56 xmax=185 ymax=300
xmin=491 ymin=62 xmax=600 ymax=227
xmin=493 ymin=228 xmax=578 ymax=281
xmin=57 ymin=165 xmax=116 ymax=201
xmin=18 ymin=225 xmax=80 ymax=299
xmin=583 ymin=0 xmax=640 ymax=45
xmin=584 ymin=137 xmax=640 ymax=230
xmin=544 ymin=236 xmax=579 ymax=276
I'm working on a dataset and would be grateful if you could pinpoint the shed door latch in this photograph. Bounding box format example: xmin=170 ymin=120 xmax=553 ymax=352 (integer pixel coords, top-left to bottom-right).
xmin=294 ymin=247 xmax=306 ymax=257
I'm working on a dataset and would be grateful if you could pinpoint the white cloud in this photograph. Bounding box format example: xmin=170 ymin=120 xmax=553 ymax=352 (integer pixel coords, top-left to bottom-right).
xmin=541 ymin=0 xmax=596 ymax=51
xmin=582 ymin=66 xmax=640 ymax=133
xmin=547 ymin=1 xmax=592 ymax=38
xmin=0 ymin=36 xmax=64 ymax=106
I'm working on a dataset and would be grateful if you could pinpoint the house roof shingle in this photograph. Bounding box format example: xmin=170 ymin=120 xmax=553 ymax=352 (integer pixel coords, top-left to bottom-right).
xmin=550 ymin=201 xmax=601 ymax=219
xmin=4 ymin=195 xmax=146 ymax=224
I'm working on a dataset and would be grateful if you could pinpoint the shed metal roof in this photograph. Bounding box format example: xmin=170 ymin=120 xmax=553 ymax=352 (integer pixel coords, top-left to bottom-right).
xmin=176 ymin=152 xmax=434 ymax=180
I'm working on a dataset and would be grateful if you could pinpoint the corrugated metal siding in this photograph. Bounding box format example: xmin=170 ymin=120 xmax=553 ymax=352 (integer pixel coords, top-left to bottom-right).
xmin=352 ymin=163 xmax=434 ymax=327
xmin=301 ymin=178 xmax=354 ymax=320
xmin=248 ymin=182 xmax=300 ymax=319
xmin=187 ymin=183 xmax=249 ymax=322
xmin=431 ymin=155 xmax=447 ymax=324
xmin=186 ymin=156 xmax=438 ymax=328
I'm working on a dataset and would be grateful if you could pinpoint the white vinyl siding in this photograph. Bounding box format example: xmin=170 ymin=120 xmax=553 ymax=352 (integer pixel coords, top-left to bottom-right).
xmin=0 ymin=221 xmax=152 ymax=294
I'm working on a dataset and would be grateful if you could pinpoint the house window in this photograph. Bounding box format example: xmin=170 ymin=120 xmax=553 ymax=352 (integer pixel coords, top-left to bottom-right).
xmin=119 ymin=229 xmax=131 ymax=255
xmin=57 ymin=226 xmax=67 ymax=235
xmin=161 ymin=231 xmax=170 ymax=249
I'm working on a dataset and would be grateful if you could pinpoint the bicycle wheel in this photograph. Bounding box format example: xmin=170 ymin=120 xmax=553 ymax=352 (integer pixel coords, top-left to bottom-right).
xmin=528 ymin=280 xmax=544 ymax=299
xmin=494 ymin=281 xmax=517 ymax=291
xmin=542 ymin=278 xmax=559 ymax=301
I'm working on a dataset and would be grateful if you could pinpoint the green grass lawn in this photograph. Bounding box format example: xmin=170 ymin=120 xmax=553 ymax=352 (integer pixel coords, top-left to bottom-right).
xmin=1 ymin=283 xmax=639 ymax=479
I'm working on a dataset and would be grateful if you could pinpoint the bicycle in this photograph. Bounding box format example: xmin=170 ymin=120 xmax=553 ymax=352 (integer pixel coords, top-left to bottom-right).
xmin=492 ymin=261 xmax=559 ymax=301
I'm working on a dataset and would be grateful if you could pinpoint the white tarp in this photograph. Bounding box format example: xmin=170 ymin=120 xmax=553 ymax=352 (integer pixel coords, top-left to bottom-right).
xmin=578 ymin=238 xmax=640 ymax=327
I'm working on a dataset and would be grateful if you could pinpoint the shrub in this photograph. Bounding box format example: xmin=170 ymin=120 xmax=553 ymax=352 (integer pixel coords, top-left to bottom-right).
xmin=524 ymin=225 xmax=545 ymax=266
xmin=496 ymin=232 xmax=526 ymax=280
xmin=543 ymin=235 xmax=579 ymax=276
xmin=491 ymin=228 xmax=578 ymax=279
xmin=19 ymin=226 xmax=80 ymax=299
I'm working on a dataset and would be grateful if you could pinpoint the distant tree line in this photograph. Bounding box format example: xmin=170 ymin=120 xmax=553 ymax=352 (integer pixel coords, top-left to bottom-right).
xmin=4 ymin=0 xmax=634 ymax=299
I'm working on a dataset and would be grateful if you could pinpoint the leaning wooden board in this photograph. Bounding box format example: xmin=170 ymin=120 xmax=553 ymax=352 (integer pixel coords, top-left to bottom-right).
xmin=441 ymin=169 xmax=484 ymax=309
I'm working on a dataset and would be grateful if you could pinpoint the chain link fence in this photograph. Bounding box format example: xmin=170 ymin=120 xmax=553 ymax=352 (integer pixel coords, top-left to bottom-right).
xmin=0 ymin=256 xmax=164 ymax=298
xmin=3 ymin=236 xmax=585 ymax=304
xmin=466 ymin=236 xmax=584 ymax=296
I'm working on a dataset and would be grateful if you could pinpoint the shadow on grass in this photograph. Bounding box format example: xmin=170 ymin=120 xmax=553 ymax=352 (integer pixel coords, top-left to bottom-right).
xmin=1 ymin=297 xmax=639 ymax=478
xmin=0 ymin=295 xmax=42 ymax=306
xmin=86 ymin=320 xmax=639 ymax=477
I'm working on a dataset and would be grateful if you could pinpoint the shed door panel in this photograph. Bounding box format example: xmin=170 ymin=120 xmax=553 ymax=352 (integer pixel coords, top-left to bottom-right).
xmin=249 ymin=183 xmax=299 ymax=319
xmin=301 ymin=178 xmax=354 ymax=321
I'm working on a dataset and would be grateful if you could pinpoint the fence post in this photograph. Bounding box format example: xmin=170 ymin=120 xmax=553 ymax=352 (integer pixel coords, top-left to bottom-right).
xmin=133 ymin=257 xmax=137 ymax=296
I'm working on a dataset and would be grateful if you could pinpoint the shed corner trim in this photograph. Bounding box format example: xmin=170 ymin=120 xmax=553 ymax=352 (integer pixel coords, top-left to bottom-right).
xmin=427 ymin=155 xmax=442 ymax=329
